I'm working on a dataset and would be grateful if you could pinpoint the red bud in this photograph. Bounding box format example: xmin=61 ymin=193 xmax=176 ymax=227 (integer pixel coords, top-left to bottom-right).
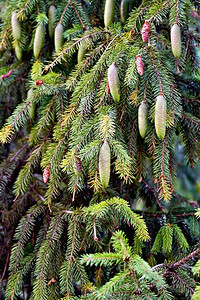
xmin=35 ymin=79 xmax=43 ymax=86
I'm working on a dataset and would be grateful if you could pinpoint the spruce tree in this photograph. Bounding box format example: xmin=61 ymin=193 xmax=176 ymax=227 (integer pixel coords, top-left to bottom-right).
xmin=0 ymin=0 xmax=200 ymax=299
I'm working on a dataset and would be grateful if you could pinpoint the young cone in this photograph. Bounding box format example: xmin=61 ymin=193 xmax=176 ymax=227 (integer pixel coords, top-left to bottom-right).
xmin=138 ymin=101 xmax=148 ymax=138
xmin=34 ymin=24 xmax=45 ymax=59
xmin=77 ymin=41 xmax=87 ymax=64
xmin=99 ymin=140 xmax=111 ymax=189
xmin=104 ymin=0 xmax=115 ymax=28
xmin=43 ymin=166 xmax=50 ymax=183
xmin=141 ymin=20 xmax=150 ymax=42
xmin=171 ymin=23 xmax=181 ymax=59
xmin=15 ymin=43 xmax=22 ymax=61
xmin=11 ymin=12 xmax=21 ymax=41
xmin=108 ymin=63 xmax=120 ymax=102
xmin=136 ymin=54 xmax=143 ymax=76
xmin=54 ymin=23 xmax=63 ymax=54
xmin=120 ymin=0 xmax=129 ymax=24
xmin=155 ymin=95 xmax=166 ymax=140
xmin=48 ymin=5 xmax=56 ymax=38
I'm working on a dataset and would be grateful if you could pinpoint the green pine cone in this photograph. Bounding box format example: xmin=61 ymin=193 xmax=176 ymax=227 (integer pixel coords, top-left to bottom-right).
xmin=34 ymin=24 xmax=45 ymax=59
xmin=108 ymin=63 xmax=120 ymax=102
xmin=120 ymin=0 xmax=129 ymax=24
xmin=11 ymin=12 xmax=21 ymax=41
xmin=171 ymin=23 xmax=181 ymax=59
xmin=54 ymin=23 xmax=63 ymax=54
xmin=99 ymin=140 xmax=111 ymax=189
xmin=104 ymin=0 xmax=115 ymax=28
xmin=15 ymin=43 xmax=22 ymax=61
xmin=48 ymin=5 xmax=56 ymax=38
xmin=155 ymin=95 xmax=166 ymax=140
xmin=138 ymin=101 xmax=148 ymax=138
xmin=77 ymin=41 xmax=87 ymax=64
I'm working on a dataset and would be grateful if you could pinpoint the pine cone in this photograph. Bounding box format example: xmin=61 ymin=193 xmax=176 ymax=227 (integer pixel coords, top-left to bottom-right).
xmin=171 ymin=23 xmax=181 ymax=59
xmin=99 ymin=140 xmax=110 ymax=189
xmin=136 ymin=54 xmax=143 ymax=76
xmin=76 ymin=157 xmax=82 ymax=173
xmin=15 ymin=43 xmax=22 ymax=61
xmin=108 ymin=63 xmax=120 ymax=102
xmin=104 ymin=0 xmax=115 ymax=28
xmin=48 ymin=5 xmax=56 ymax=38
xmin=141 ymin=20 xmax=150 ymax=42
xmin=54 ymin=23 xmax=63 ymax=54
xmin=138 ymin=101 xmax=148 ymax=138
xmin=43 ymin=166 xmax=50 ymax=183
xmin=155 ymin=95 xmax=166 ymax=140
xmin=34 ymin=24 xmax=45 ymax=59
xmin=11 ymin=12 xmax=21 ymax=41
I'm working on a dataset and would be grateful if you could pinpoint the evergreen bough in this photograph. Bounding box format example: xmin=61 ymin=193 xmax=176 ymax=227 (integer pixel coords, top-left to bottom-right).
xmin=0 ymin=0 xmax=200 ymax=299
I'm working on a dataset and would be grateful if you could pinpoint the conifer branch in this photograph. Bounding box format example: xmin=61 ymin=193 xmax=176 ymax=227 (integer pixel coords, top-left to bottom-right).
xmin=18 ymin=0 xmax=31 ymax=16
xmin=170 ymin=247 xmax=200 ymax=269
xmin=130 ymin=5 xmax=151 ymax=34
xmin=0 ymin=28 xmax=10 ymax=52
xmin=142 ymin=179 xmax=166 ymax=213
xmin=44 ymin=31 xmax=110 ymax=72
xmin=71 ymin=2 xmax=86 ymax=30
xmin=59 ymin=2 xmax=71 ymax=24
xmin=175 ymin=0 xmax=180 ymax=23
xmin=148 ymin=47 xmax=163 ymax=94
xmin=148 ymin=0 xmax=171 ymax=22
xmin=165 ymin=270 xmax=195 ymax=293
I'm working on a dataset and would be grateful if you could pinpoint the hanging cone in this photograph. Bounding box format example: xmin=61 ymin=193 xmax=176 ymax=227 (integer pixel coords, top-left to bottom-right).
xmin=138 ymin=101 xmax=148 ymax=138
xmin=136 ymin=54 xmax=143 ymax=76
xmin=43 ymin=166 xmax=50 ymax=183
xmin=104 ymin=0 xmax=115 ymax=28
xmin=141 ymin=20 xmax=150 ymax=42
xmin=155 ymin=94 xmax=166 ymax=140
xmin=99 ymin=140 xmax=111 ymax=189
xmin=108 ymin=63 xmax=120 ymax=102
xmin=171 ymin=23 xmax=181 ymax=59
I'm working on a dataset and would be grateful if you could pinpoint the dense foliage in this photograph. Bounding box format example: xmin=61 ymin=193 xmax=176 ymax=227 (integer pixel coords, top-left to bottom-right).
xmin=0 ymin=0 xmax=200 ymax=299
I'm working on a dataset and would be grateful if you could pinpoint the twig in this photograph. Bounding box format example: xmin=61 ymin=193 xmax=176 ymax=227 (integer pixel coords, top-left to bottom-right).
xmin=148 ymin=0 xmax=171 ymax=22
xmin=142 ymin=179 xmax=166 ymax=213
xmin=59 ymin=1 xmax=71 ymax=24
xmin=149 ymin=47 xmax=163 ymax=94
xmin=43 ymin=31 xmax=111 ymax=73
xmin=170 ymin=247 xmax=200 ymax=269
xmin=71 ymin=2 xmax=86 ymax=30
xmin=10 ymin=143 xmax=28 ymax=162
xmin=165 ymin=270 xmax=195 ymax=293
xmin=31 ymin=186 xmax=45 ymax=201
xmin=0 ymin=143 xmax=28 ymax=182
xmin=0 ymin=226 xmax=14 ymax=282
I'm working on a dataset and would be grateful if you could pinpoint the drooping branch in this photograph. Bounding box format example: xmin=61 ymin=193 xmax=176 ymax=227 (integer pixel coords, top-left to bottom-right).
xmin=170 ymin=247 xmax=200 ymax=269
